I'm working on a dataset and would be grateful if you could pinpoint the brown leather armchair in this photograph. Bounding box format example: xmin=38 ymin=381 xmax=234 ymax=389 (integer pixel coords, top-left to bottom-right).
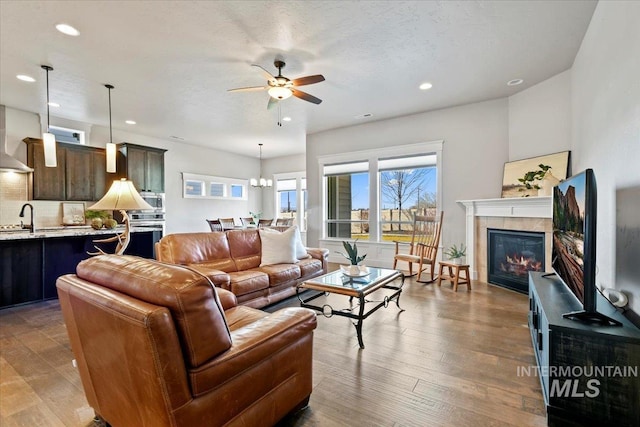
xmin=57 ymin=255 xmax=317 ymax=426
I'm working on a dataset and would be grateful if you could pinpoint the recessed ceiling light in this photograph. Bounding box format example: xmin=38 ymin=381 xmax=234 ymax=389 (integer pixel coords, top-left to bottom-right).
xmin=47 ymin=102 xmax=60 ymax=107
xmin=17 ymin=75 xmax=35 ymax=82
xmin=419 ymin=82 xmax=433 ymax=90
xmin=125 ymin=120 xmax=136 ymax=125
xmin=56 ymin=23 xmax=80 ymax=36
xmin=354 ymin=113 xmax=373 ymax=119
xmin=282 ymin=117 xmax=292 ymax=122
xmin=507 ymin=79 xmax=524 ymax=86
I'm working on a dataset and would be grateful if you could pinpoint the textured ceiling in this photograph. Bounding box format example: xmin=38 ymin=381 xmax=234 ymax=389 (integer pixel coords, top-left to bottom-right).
xmin=0 ymin=1 xmax=597 ymax=158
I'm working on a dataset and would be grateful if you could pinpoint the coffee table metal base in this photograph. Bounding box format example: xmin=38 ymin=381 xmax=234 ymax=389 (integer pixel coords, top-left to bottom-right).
xmin=297 ymin=271 xmax=404 ymax=349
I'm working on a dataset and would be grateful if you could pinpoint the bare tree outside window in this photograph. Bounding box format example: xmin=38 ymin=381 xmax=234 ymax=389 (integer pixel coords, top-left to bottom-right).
xmin=381 ymin=168 xmax=434 ymax=231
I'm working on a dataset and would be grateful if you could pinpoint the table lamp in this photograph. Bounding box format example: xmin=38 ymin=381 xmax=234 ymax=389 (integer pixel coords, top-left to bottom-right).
xmin=87 ymin=178 xmax=153 ymax=255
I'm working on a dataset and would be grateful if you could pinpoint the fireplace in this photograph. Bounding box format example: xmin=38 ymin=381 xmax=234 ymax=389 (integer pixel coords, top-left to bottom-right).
xmin=487 ymin=229 xmax=545 ymax=293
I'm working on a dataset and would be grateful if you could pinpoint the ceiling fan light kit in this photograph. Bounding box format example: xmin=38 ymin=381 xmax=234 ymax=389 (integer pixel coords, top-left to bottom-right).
xmin=229 ymin=60 xmax=325 ymax=106
xmin=268 ymin=86 xmax=292 ymax=100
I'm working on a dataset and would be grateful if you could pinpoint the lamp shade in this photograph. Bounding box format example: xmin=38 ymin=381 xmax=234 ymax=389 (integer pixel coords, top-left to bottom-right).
xmin=88 ymin=179 xmax=153 ymax=211
xmin=106 ymin=142 xmax=116 ymax=173
xmin=43 ymin=132 xmax=57 ymax=167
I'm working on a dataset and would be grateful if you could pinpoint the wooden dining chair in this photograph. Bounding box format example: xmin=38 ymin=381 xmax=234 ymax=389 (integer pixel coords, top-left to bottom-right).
xmin=218 ymin=218 xmax=236 ymax=231
xmin=258 ymin=219 xmax=273 ymax=228
xmin=393 ymin=211 xmax=444 ymax=282
xmin=275 ymin=218 xmax=293 ymax=226
xmin=240 ymin=217 xmax=255 ymax=227
xmin=206 ymin=219 xmax=223 ymax=232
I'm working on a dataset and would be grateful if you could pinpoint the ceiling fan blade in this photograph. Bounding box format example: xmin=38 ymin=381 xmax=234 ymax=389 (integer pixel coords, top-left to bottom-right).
xmin=292 ymin=89 xmax=322 ymax=104
xmin=291 ymin=74 xmax=325 ymax=87
xmin=227 ymin=86 xmax=268 ymax=93
xmin=267 ymin=96 xmax=278 ymax=110
xmin=251 ymin=64 xmax=277 ymax=84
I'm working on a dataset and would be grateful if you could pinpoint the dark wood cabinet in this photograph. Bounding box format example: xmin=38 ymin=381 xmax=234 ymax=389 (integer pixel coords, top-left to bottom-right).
xmin=65 ymin=146 xmax=93 ymax=201
xmin=0 ymin=240 xmax=44 ymax=307
xmin=24 ymin=138 xmax=109 ymax=201
xmin=26 ymin=138 xmax=66 ymax=200
xmin=0 ymin=230 xmax=162 ymax=308
xmin=528 ymin=272 xmax=640 ymax=426
xmin=117 ymin=143 xmax=166 ymax=193
xmin=93 ymin=150 xmax=109 ymax=200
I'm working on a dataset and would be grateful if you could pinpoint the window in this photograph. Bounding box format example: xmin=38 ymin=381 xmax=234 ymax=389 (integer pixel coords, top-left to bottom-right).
xmin=274 ymin=172 xmax=307 ymax=231
xmin=49 ymin=125 xmax=85 ymax=144
xmin=320 ymin=141 xmax=442 ymax=242
xmin=209 ymin=182 xmax=225 ymax=197
xmin=324 ymin=161 xmax=369 ymax=238
xmin=379 ymin=154 xmax=437 ymax=242
xmin=182 ymin=173 xmax=247 ymax=200
xmin=185 ymin=179 xmax=204 ymax=196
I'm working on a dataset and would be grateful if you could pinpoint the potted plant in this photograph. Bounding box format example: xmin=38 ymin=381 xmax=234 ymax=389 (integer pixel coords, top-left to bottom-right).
xmin=444 ymin=243 xmax=466 ymax=265
xmin=337 ymin=240 xmax=367 ymax=275
xmin=518 ymin=163 xmax=554 ymax=196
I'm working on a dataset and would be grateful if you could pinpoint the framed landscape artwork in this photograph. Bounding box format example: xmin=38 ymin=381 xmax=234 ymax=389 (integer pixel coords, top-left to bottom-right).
xmin=501 ymin=151 xmax=571 ymax=198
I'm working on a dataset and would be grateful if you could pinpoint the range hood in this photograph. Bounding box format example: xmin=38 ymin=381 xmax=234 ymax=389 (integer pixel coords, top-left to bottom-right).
xmin=0 ymin=105 xmax=32 ymax=173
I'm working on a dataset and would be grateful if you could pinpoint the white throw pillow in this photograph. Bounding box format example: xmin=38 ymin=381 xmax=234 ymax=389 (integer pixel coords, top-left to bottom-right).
xmin=293 ymin=226 xmax=309 ymax=259
xmin=260 ymin=225 xmax=308 ymax=259
xmin=259 ymin=226 xmax=298 ymax=266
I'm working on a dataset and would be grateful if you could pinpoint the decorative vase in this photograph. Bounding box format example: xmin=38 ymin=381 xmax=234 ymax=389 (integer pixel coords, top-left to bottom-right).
xmin=451 ymin=257 xmax=464 ymax=265
xmin=349 ymin=265 xmax=360 ymax=275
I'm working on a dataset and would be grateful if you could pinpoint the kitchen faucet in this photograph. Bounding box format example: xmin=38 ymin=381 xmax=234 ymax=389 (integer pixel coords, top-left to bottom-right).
xmin=19 ymin=203 xmax=34 ymax=233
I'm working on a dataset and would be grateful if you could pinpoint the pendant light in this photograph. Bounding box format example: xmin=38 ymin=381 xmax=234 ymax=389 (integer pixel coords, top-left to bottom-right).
xmin=41 ymin=65 xmax=56 ymax=167
xmin=250 ymin=143 xmax=272 ymax=188
xmin=105 ymin=84 xmax=116 ymax=173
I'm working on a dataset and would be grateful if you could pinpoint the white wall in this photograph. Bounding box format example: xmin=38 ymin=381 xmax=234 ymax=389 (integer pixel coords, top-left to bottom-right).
xmin=306 ymin=98 xmax=510 ymax=251
xmin=2 ymin=107 xmax=261 ymax=234
xmin=508 ymin=70 xmax=572 ymax=161
xmin=261 ymin=153 xmax=306 ymax=219
xmin=570 ymin=1 xmax=640 ymax=314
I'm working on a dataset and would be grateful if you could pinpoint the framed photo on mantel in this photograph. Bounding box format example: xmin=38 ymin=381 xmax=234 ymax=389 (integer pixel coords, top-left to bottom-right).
xmin=501 ymin=151 xmax=571 ymax=198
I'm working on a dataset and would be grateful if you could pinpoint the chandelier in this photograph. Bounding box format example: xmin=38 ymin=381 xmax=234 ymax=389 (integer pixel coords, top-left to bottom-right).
xmin=250 ymin=143 xmax=272 ymax=188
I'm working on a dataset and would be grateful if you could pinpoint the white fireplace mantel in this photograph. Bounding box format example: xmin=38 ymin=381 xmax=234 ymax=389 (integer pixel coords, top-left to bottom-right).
xmin=457 ymin=197 xmax=552 ymax=280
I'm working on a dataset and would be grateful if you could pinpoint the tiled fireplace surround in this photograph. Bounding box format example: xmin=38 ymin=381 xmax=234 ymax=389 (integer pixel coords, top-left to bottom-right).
xmin=458 ymin=197 xmax=552 ymax=283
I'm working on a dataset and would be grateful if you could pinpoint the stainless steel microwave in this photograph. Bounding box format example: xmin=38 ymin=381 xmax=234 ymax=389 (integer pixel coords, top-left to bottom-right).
xmin=139 ymin=192 xmax=165 ymax=211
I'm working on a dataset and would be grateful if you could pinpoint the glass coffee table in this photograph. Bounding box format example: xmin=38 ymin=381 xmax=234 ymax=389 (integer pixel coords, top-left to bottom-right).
xmin=297 ymin=267 xmax=404 ymax=349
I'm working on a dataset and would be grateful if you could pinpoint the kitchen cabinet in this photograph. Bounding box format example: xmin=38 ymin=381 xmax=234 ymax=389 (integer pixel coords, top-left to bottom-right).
xmin=117 ymin=143 xmax=166 ymax=193
xmin=25 ymin=137 xmax=66 ymax=200
xmin=0 ymin=239 xmax=43 ymax=307
xmin=23 ymin=137 xmax=109 ymax=201
xmin=0 ymin=228 xmax=162 ymax=308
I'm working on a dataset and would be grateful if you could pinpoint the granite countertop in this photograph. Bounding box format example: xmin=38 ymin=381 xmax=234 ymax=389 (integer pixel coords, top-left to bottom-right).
xmin=0 ymin=225 xmax=163 ymax=241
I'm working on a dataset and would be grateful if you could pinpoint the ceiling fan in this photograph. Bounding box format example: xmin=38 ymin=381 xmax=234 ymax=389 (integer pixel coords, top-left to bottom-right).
xmin=228 ymin=60 xmax=325 ymax=109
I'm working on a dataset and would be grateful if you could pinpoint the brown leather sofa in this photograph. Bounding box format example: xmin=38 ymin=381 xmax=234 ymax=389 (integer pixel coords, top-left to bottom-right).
xmin=57 ymin=255 xmax=317 ymax=427
xmin=155 ymin=229 xmax=329 ymax=308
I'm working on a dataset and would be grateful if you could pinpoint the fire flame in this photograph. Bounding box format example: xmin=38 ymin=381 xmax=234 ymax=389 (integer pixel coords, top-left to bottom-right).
xmin=499 ymin=253 xmax=543 ymax=276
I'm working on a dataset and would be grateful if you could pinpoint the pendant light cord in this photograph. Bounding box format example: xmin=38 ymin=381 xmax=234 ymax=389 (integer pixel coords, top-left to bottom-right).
xmin=106 ymin=84 xmax=114 ymax=143
xmin=46 ymin=69 xmax=50 ymax=130
xmin=41 ymin=65 xmax=53 ymax=131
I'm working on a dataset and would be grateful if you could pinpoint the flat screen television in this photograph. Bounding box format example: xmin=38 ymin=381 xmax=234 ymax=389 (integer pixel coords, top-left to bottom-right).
xmin=551 ymin=168 xmax=621 ymax=326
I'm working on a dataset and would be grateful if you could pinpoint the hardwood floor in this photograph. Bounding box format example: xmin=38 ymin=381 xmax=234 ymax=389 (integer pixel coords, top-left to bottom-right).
xmin=0 ymin=276 xmax=546 ymax=427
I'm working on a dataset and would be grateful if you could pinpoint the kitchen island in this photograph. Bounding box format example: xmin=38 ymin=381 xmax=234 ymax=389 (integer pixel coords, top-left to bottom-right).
xmin=0 ymin=226 xmax=162 ymax=308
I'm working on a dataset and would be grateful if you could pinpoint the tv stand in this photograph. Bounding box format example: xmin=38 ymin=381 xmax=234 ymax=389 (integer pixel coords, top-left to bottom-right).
xmin=562 ymin=310 xmax=622 ymax=327
xmin=528 ymin=272 xmax=640 ymax=426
